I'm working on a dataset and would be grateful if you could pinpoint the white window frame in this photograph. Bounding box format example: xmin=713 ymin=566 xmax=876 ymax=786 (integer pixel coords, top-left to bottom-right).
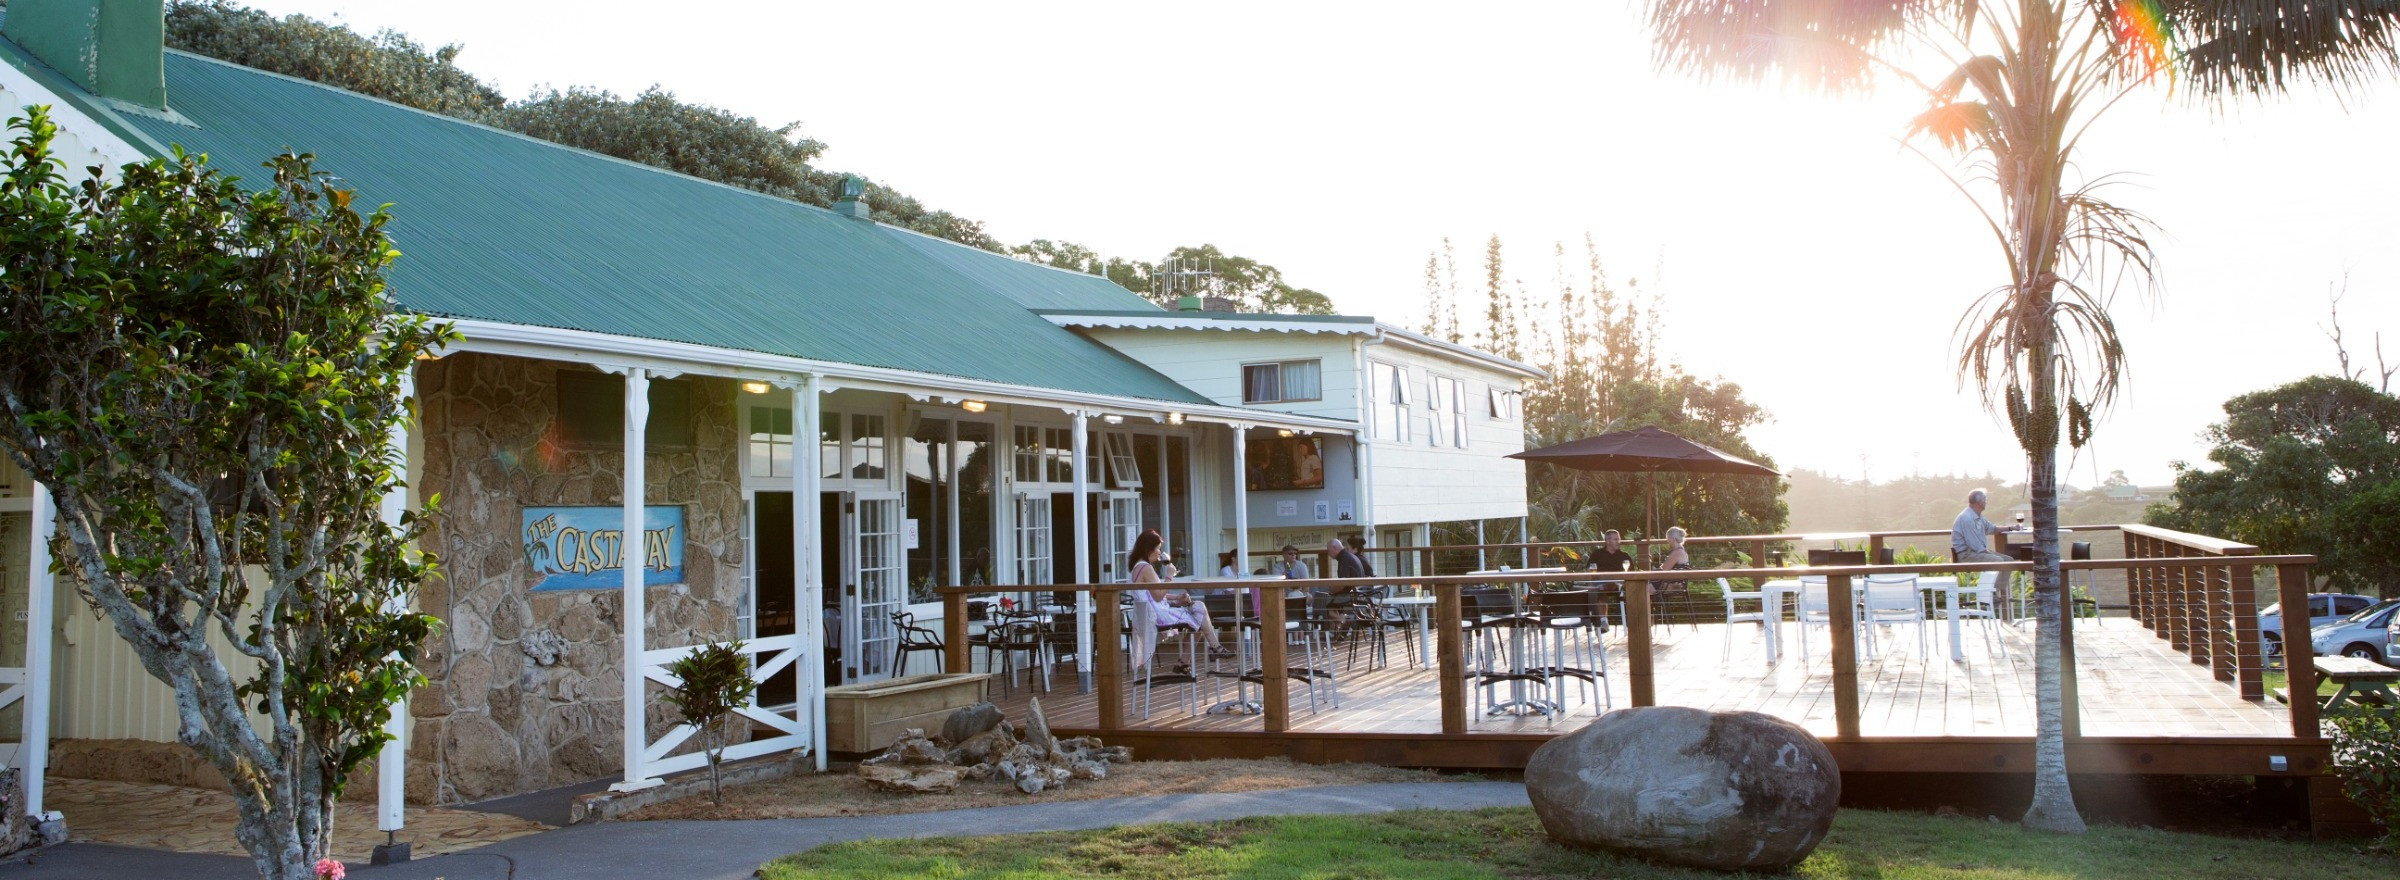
xmin=1488 ymin=386 xmax=1519 ymax=421
xmin=1241 ymin=359 xmax=1323 ymax=404
xmin=1369 ymin=361 xmax=1410 ymax=443
xmin=1431 ymin=375 xmax=1466 ymax=448
xmin=1103 ymin=432 xmax=1143 ymax=489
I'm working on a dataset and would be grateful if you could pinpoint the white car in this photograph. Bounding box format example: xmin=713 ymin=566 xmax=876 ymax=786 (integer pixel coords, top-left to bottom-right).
xmin=2308 ymin=599 xmax=2400 ymax=663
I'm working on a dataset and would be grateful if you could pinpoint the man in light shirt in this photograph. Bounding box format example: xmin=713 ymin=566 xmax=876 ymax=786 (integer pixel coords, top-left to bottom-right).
xmin=1951 ymin=488 xmax=2014 ymax=563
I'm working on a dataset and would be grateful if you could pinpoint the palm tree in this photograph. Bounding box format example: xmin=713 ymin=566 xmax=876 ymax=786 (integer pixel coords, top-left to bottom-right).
xmin=1642 ymin=0 xmax=2400 ymax=833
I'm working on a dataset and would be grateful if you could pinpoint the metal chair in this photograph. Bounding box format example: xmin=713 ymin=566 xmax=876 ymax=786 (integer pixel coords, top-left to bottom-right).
xmin=889 ymin=611 xmax=944 ymax=678
xmin=1469 ymin=589 xmax=1555 ymax=717
xmin=1531 ymin=589 xmax=1609 ymax=713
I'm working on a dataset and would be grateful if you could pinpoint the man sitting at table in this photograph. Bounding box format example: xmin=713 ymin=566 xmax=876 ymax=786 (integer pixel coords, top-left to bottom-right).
xmin=1585 ymin=530 xmax=1636 ymax=573
xmin=1951 ymin=488 xmax=2014 ymax=563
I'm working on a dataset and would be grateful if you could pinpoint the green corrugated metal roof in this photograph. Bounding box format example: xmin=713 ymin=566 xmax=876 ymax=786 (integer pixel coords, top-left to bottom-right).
xmin=67 ymin=48 xmax=1210 ymax=406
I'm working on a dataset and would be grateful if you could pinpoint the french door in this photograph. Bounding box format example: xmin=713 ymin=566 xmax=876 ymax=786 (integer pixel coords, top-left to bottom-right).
xmin=840 ymin=491 xmax=905 ymax=683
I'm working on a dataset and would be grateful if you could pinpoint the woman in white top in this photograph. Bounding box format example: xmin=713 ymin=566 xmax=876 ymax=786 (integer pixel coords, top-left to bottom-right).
xmin=1129 ymin=530 xmax=1222 ymax=651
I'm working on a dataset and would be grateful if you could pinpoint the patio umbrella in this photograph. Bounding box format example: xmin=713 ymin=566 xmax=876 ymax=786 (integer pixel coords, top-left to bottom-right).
xmin=1507 ymin=426 xmax=1782 ymax=541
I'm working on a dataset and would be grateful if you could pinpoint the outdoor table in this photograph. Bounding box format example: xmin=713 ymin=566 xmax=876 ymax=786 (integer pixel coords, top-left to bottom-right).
xmin=2314 ymin=655 xmax=2399 ymax=711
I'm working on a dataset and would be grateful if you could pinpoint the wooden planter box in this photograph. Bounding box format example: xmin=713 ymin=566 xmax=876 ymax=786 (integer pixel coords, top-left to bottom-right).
xmin=824 ymin=673 xmax=990 ymax=754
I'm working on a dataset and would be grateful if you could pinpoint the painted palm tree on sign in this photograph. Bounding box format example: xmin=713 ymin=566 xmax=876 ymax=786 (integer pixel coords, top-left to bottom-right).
xmin=1642 ymin=0 xmax=2400 ymax=834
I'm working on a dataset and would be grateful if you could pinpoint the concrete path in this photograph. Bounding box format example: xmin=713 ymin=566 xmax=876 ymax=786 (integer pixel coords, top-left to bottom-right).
xmin=0 ymin=781 xmax=1531 ymax=880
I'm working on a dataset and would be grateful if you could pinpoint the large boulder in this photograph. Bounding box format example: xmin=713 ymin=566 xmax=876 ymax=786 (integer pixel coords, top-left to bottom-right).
xmin=1525 ymin=707 xmax=1839 ymax=872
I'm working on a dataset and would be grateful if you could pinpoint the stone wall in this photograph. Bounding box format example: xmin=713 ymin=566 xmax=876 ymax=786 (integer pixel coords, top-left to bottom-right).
xmin=412 ymin=354 xmax=743 ymax=804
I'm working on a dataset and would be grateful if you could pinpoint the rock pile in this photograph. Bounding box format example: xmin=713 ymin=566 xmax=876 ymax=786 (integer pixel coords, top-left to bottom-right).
xmin=856 ymin=698 xmax=1131 ymax=795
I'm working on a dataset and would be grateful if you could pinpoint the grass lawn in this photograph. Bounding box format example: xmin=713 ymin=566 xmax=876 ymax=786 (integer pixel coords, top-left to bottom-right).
xmin=2264 ymin=667 xmax=2343 ymax=700
xmin=764 ymin=807 xmax=2389 ymax=879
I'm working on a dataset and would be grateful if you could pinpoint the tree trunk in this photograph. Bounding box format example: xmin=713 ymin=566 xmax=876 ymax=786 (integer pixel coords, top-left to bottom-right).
xmin=2020 ymin=340 xmax=2086 ymax=834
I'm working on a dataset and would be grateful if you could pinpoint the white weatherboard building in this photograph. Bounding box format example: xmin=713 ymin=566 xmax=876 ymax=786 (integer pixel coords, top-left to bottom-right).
xmin=0 ymin=0 xmax=1542 ymax=849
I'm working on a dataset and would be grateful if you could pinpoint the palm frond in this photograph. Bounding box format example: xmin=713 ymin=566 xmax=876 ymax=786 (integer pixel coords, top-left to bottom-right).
xmin=2165 ymin=0 xmax=2400 ymax=98
xmin=1644 ymin=0 xmax=1971 ymax=91
xmin=1907 ymin=99 xmax=1998 ymax=149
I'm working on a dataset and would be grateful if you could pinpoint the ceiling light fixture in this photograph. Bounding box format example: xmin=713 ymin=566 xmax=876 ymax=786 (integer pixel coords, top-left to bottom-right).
xmin=1102 ymin=414 xmax=1124 ymax=425
xmin=741 ymin=381 xmax=771 ymax=394
xmin=961 ymin=400 xmax=988 ymax=413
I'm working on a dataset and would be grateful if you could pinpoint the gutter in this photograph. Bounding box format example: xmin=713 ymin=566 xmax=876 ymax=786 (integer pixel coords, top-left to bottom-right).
xmin=441 ymin=318 xmax=1359 ymax=433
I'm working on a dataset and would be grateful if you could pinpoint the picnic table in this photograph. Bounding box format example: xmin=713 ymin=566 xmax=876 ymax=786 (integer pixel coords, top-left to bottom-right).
xmin=2314 ymin=655 xmax=2399 ymax=711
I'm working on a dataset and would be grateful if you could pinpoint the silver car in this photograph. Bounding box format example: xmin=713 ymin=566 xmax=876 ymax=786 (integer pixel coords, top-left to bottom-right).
xmin=2308 ymin=599 xmax=2400 ymax=663
xmin=2260 ymin=592 xmax=2378 ymax=657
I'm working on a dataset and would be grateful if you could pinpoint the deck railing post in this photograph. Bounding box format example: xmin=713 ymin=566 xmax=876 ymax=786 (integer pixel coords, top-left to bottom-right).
xmin=2230 ymin=562 xmax=2262 ymax=700
xmin=1435 ymin=582 xmax=1466 ymax=734
xmin=1868 ymin=534 xmax=1885 ymax=566
xmin=1626 ymin=575 xmax=1656 ymax=708
xmin=2277 ymin=563 xmax=2320 ymax=739
xmin=1751 ymin=540 xmax=1769 ymax=590
xmin=2210 ymin=562 xmax=2236 ymax=683
xmin=2130 ymin=536 xmax=2152 ymax=631
xmin=1096 ymin=586 xmax=1124 ymax=730
xmin=1261 ymin=587 xmax=1289 ymax=734
xmin=944 ymin=589 xmax=969 ymax=675
xmin=1829 ymin=573 xmax=1859 ymax=739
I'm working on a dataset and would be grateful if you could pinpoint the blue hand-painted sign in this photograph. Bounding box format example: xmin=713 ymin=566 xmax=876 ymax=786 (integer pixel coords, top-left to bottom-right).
xmin=522 ymin=505 xmax=684 ymax=591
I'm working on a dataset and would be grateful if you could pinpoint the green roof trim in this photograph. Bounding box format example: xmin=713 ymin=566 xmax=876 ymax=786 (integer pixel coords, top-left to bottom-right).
xmin=41 ymin=46 xmax=1213 ymax=406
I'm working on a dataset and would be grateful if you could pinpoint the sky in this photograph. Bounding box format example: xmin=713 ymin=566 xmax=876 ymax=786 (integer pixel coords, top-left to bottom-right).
xmin=248 ymin=1 xmax=2400 ymax=489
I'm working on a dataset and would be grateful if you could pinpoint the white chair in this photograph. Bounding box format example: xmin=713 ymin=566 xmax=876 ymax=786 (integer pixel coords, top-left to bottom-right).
xmin=1862 ymin=574 xmax=1928 ymax=658
xmin=1946 ymin=570 xmax=2008 ymax=658
xmin=1719 ymin=577 xmax=1767 ymax=661
xmin=1796 ymin=576 xmax=1831 ymax=662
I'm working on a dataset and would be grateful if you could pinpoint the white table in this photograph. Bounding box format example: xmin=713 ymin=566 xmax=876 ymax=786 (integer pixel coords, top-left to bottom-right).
xmin=1757 ymin=575 xmax=1969 ymax=663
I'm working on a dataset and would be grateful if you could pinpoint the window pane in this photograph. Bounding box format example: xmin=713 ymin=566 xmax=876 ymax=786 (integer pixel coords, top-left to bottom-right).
xmin=1281 ymin=360 xmax=1320 ymax=400
xmin=1243 ymin=364 xmax=1280 ymax=403
xmin=853 ymin=414 xmax=885 ymax=480
xmin=821 ymin=412 xmax=843 ymax=480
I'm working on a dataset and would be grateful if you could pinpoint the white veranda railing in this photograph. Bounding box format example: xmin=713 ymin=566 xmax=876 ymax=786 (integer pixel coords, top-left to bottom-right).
xmin=634 ymin=634 xmax=810 ymax=778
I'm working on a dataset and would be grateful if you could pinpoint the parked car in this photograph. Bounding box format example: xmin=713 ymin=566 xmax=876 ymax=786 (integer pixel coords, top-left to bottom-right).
xmin=2308 ymin=599 xmax=2400 ymax=663
xmin=2387 ymin=613 xmax=2399 ymax=666
xmin=2259 ymin=593 xmax=2378 ymax=657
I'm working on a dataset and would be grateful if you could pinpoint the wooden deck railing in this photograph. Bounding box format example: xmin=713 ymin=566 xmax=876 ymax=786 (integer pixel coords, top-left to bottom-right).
xmin=936 ymin=551 xmax=2320 ymax=745
xmin=1328 ymin=524 xmax=2134 ymax=582
xmin=2121 ymin=524 xmax=2266 ymax=701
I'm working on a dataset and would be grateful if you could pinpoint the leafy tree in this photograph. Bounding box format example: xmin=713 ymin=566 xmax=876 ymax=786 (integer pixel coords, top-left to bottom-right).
xmin=2147 ymin=376 xmax=2400 ymax=596
xmin=1644 ymin=0 xmax=2400 ymax=834
xmin=164 ymin=0 xmax=504 ymax=119
xmin=495 ymin=85 xmax=827 ymax=200
xmin=0 ymin=108 xmax=446 ymax=880
xmin=1510 ymin=236 xmax=1788 ymax=549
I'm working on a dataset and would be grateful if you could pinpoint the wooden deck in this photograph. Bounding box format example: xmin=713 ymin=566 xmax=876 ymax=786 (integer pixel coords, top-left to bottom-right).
xmin=978 ymin=616 xmax=2293 ymax=753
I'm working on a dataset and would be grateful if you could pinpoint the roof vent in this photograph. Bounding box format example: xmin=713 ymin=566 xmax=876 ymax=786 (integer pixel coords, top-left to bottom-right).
xmin=1176 ymin=295 xmax=1203 ymax=313
xmin=832 ymin=175 xmax=870 ymax=220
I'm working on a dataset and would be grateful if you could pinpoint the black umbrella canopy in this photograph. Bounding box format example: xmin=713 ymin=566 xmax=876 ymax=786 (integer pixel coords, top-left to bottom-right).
xmin=1508 ymin=426 xmax=1781 ymax=477
xmin=1509 ymin=426 xmax=1780 ymax=541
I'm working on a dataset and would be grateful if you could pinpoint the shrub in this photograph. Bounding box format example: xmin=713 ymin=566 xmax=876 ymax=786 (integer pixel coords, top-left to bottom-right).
xmin=2327 ymin=706 xmax=2400 ymax=848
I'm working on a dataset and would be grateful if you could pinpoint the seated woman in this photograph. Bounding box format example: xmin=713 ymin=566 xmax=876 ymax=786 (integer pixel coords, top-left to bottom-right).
xmin=1129 ymin=530 xmax=1224 ymax=656
xmin=1650 ymin=527 xmax=1694 ymax=615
